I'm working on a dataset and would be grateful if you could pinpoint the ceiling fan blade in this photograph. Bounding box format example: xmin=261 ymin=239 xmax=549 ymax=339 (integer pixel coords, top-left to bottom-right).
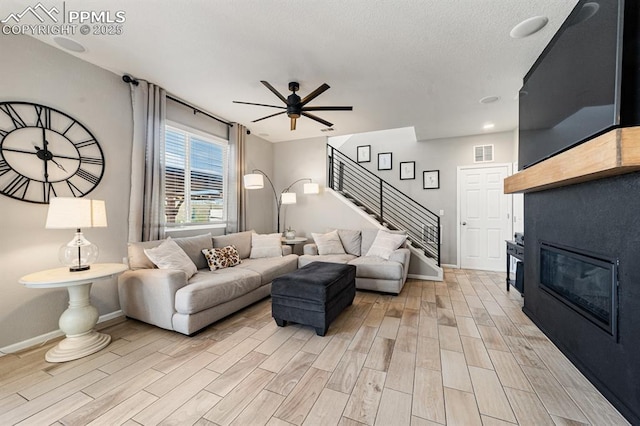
xmin=291 ymin=117 xmax=297 ymax=131
xmin=301 ymin=111 xmax=333 ymax=127
xmin=302 ymin=106 xmax=353 ymax=111
xmin=252 ymin=111 xmax=286 ymax=123
xmin=261 ymin=81 xmax=288 ymax=104
xmin=300 ymin=83 xmax=330 ymax=106
xmin=233 ymin=101 xmax=286 ymax=109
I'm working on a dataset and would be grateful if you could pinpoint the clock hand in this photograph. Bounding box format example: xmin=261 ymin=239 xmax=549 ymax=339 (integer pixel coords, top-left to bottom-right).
xmin=47 ymin=155 xmax=67 ymax=172
xmin=34 ymin=137 xmax=68 ymax=173
xmin=50 ymin=157 xmax=67 ymax=172
xmin=42 ymin=127 xmax=49 ymax=183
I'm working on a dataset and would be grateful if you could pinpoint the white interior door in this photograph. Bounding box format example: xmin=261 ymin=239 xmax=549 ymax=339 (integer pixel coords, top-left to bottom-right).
xmin=458 ymin=164 xmax=512 ymax=271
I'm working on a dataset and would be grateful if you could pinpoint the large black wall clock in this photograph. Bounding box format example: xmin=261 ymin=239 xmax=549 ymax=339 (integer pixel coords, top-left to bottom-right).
xmin=0 ymin=101 xmax=105 ymax=204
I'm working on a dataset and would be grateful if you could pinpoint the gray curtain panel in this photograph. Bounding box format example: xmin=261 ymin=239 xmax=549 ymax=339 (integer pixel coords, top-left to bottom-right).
xmin=227 ymin=123 xmax=247 ymax=233
xmin=128 ymin=81 xmax=166 ymax=242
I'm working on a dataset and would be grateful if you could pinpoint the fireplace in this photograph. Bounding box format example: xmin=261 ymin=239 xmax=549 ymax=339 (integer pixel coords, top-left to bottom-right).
xmin=539 ymin=241 xmax=618 ymax=337
xmin=522 ymin=172 xmax=640 ymax=424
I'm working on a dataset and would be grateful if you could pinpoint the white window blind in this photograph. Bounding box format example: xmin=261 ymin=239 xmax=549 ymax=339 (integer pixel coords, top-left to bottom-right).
xmin=164 ymin=124 xmax=228 ymax=225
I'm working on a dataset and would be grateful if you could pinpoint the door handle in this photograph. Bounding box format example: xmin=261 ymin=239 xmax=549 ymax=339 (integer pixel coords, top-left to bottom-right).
xmin=462 ymin=222 xmax=467 ymax=226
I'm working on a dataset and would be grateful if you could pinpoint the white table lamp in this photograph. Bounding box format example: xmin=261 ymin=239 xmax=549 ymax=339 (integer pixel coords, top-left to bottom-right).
xmin=46 ymin=197 xmax=108 ymax=272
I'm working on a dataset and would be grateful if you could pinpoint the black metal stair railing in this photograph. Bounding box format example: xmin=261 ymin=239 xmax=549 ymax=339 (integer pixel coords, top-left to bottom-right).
xmin=327 ymin=145 xmax=441 ymax=266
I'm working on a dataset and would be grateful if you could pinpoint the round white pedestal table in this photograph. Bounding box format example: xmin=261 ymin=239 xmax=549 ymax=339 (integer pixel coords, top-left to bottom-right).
xmin=19 ymin=263 xmax=128 ymax=363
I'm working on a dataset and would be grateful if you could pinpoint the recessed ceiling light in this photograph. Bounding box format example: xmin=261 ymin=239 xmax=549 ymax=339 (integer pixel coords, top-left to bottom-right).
xmin=479 ymin=96 xmax=500 ymax=104
xmin=510 ymin=16 xmax=549 ymax=38
xmin=483 ymin=123 xmax=495 ymax=130
xmin=571 ymin=2 xmax=600 ymax=26
xmin=52 ymin=36 xmax=86 ymax=53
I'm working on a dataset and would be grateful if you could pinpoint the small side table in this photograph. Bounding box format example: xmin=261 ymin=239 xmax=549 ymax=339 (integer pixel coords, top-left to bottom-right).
xmin=281 ymin=237 xmax=308 ymax=255
xmin=505 ymin=241 xmax=524 ymax=294
xmin=19 ymin=263 xmax=128 ymax=363
xmin=280 ymin=237 xmax=308 ymax=246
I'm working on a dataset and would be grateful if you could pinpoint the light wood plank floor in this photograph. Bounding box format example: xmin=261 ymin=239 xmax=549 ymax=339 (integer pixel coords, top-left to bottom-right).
xmin=0 ymin=269 xmax=630 ymax=425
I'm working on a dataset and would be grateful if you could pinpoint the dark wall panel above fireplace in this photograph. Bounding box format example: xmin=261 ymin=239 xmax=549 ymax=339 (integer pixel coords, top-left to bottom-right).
xmin=523 ymin=171 xmax=640 ymax=424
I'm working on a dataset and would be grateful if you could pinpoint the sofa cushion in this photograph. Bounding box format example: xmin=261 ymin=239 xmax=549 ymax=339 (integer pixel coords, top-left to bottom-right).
xmin=175 ymin=268 xmax=262 ymax=314
xmin=144 ymin=237 xmax=198 ymax=279
xmin=365 ymin=230 xmax=407 ymax=260
xmin=250 ymin=233 xmax=283 ymax=258
xmin=128 ymin=240 xmax=162 ymax=270
xmin=298 ymin=254 xmax=357 ymax=268
xmin=312 ymin=230 xmax=346 ymax=255
xmin=348 ymin=256 xmax=404 ymax=281
xmin=202 ymin=245 xmax=242 ymax=270
xmin=238 ymin=254 xmax=298 ymax=284
xmin=173 ymin=233 xmax=212 ymax=270
xmin=361 ymin=228 xmax=406 ymax=255
xmin=213 ymin=230 xmax=253 ymax=259
xmin=336 ymin=229 xmax=362 ymax=256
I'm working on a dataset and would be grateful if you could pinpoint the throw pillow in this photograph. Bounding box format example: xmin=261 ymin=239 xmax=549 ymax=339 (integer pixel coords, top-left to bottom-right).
xmin=250 ymin=233 xmax=283 ymax=258
xmin=127 ymin=240 xmax=162 ymax=270
xmin=202 ymin=245 xmax=242 ymax=270
xmin=312 ymin=230 xmax=346 ymax=255
xmin=173 ymin=233 xmax=212 ymax=270
xmin=336 ymin=229 xmax=362 ymax=256
xmin=365 ymin=230 xmax=407 ymax=260
xmin=213 ymin=230 xmax=253 ymax=260
xmin=361 ymin=228 xmax=406 ymax=254
xmin=144 ymin=237 xmax=198 ymax=278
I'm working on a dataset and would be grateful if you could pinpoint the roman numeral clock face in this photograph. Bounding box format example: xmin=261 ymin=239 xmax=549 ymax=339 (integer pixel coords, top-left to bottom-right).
xmin=0 ymin=102 xmax=105 ymax=204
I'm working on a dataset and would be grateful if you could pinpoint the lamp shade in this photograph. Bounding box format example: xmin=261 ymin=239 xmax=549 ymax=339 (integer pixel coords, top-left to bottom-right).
xmin=243 ymin=173 xmax=264 ymax=189
xmin=303 ymin=182 xmax=320 ymax=194
xmin=281 ymin=192 xmax=297 ymax=205
xmin=46 ymin=198 xmax=107 ymax=229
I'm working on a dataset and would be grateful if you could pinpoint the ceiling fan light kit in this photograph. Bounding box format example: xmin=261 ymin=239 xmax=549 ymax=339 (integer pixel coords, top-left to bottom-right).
xmin=234 ymin=81 xmax=353 ymax=130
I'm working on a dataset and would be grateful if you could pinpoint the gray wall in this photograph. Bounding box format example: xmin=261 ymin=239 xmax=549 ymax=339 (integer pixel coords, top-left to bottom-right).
xmin=273 ymin=137 xmax=382 ymax=236
xmin=0 ymin=35 xmax=133 ymax=349
xmin=333 ymin=131 xmax=516 ymax=265
xmin=245 ymin=133 xmax=276 ymax=233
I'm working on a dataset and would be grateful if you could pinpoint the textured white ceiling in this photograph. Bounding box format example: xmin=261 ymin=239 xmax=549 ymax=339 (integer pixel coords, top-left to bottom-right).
xmin=1 ymin=0 xmax=578 ymax=142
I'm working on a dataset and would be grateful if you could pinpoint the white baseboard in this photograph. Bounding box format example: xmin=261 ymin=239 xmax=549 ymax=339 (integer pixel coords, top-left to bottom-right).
xmin=441 ymin=263 xmax=459 ymax=269
xmin=0 ymin=310 xmax=125 ymax=356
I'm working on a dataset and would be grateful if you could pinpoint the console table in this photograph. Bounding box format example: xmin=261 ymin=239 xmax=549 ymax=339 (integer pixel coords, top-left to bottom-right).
xmin=19 ymin=263 xmax=128 ymax=363
xmin=505 ymin=241 xmax=524 ymax=294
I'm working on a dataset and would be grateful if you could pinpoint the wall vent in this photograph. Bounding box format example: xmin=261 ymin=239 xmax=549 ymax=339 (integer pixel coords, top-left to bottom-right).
xmin=474 ymin=144 xmax=494 ymax=163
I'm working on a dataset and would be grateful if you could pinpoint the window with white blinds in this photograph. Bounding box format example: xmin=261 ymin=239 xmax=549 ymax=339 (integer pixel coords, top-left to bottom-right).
xmin=164 ymin=124 xmax=228 ymax=226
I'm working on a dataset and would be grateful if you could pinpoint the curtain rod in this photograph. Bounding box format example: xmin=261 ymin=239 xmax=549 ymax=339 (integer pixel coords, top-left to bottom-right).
xmin=122 ymin=74 xmax=233 ymax=127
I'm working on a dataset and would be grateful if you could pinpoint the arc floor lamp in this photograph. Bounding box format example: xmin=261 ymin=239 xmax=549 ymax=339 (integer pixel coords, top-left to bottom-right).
xmin=243 ymin=169 xmax=319 ymax=233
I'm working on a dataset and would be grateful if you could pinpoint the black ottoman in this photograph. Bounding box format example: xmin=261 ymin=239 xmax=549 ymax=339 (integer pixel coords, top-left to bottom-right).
xmin=271 ymin=262 xmax=356 ymax=336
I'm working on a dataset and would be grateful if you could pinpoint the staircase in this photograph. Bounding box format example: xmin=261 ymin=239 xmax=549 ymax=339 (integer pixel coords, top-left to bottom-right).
xmin=327 ymin=145 xmax=441 ymax=267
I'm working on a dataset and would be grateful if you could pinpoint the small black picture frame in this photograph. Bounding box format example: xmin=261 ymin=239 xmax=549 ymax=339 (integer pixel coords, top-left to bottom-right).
xmin=356 ymin=145 xmax=371 ymax=163
xmin=399 ymin=161 xmax=415 ymax=180
xmin=378 ymin=152 xmax=392 ymax=170
xmin=423 ymin=170 xmax=440 ymax=189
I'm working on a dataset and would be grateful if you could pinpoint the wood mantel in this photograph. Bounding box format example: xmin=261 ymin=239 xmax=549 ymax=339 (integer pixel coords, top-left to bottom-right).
xmin=504 ymin=126 xmax=640 ymax=194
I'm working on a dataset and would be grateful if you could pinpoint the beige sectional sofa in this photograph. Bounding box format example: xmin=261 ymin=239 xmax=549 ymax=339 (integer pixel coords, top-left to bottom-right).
xmin=118 ymin=231 xmax=297 ymax=335
xmin=298 ymin=228 xmax=411 ymax=295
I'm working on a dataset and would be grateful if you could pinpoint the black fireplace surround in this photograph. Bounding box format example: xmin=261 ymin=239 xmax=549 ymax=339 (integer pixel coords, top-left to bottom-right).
xmin=524 ymin=172 xmax=640 ymax=424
